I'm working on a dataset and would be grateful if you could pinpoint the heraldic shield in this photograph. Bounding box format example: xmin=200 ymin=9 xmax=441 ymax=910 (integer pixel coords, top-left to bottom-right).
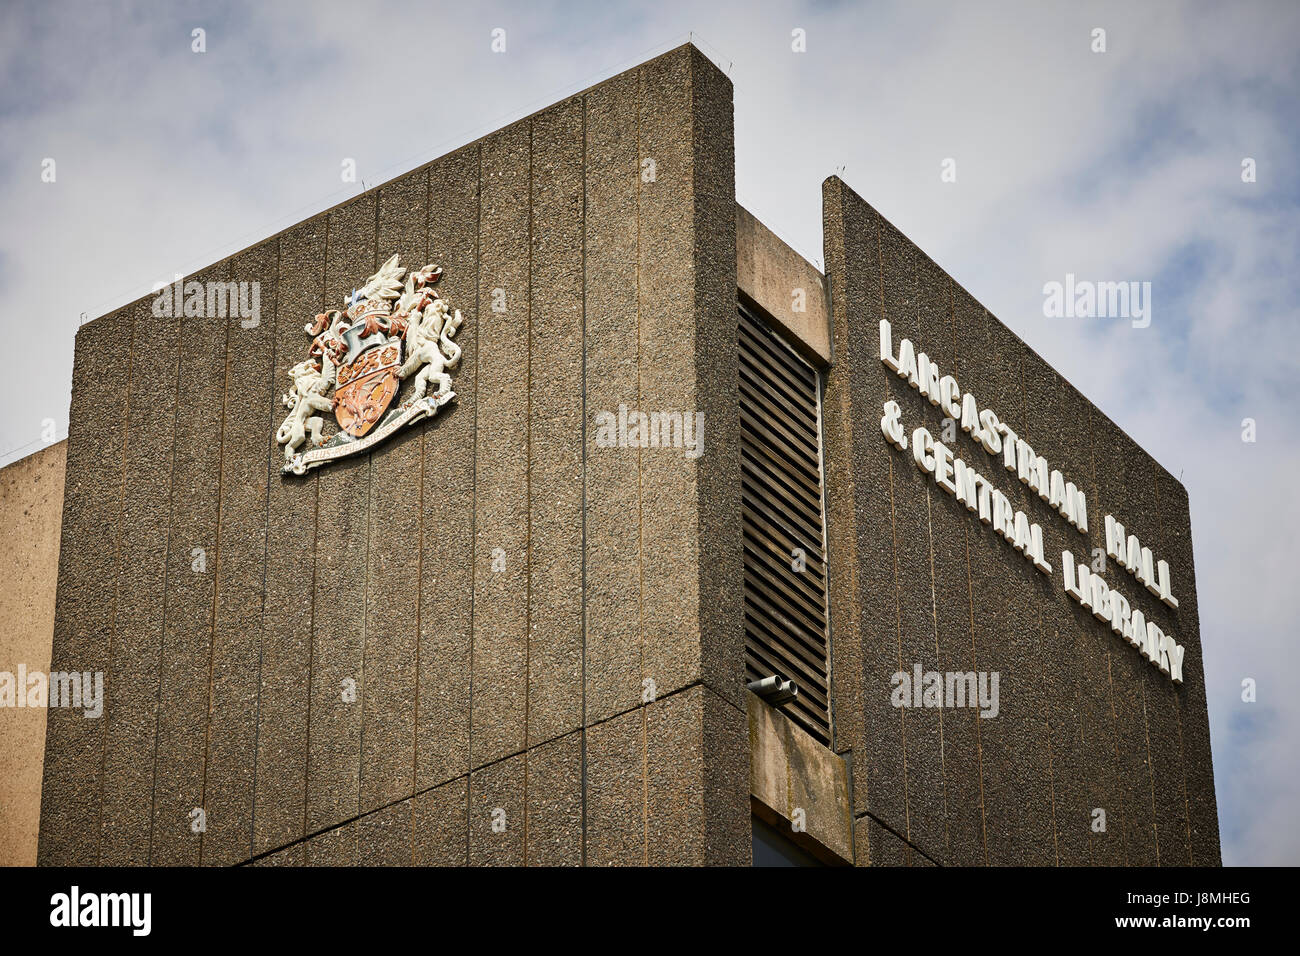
xmin=275 ymin=254 xmax=465 ymax=475
xmin=333 ymin=316 xmax=403 ymax=438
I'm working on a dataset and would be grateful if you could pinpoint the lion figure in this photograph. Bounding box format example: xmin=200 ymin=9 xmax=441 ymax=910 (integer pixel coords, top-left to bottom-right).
xmin=276 ymin=354 xmax=336 ymax=463
xmin=399 ymin=296 xmax=463 ymax=401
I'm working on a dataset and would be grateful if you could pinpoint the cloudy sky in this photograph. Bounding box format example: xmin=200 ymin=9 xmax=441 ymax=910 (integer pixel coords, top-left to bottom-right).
xmin=2 ymin=0 xmax=1296 ymax=865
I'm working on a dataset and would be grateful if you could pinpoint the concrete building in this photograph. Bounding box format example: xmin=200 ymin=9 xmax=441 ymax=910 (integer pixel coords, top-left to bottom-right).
xmin=0 ymin=441 xmax=64 ymax=866
xmin=11 ymin=43 xmax=1219 ymax=866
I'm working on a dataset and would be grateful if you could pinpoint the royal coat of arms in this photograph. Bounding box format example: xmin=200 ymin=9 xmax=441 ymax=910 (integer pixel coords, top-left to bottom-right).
xmin=276 ymin=254 xmax=464 ymax=474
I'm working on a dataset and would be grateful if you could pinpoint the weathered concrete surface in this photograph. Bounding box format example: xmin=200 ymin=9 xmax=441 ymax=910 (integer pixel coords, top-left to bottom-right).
xmin=29 ymin=45 xmax=1218 ymax=871
xmin=37 ymin=43 xmax=747 ymax=867
xmin=748 ymin=692 xmax=853 ymax=864
xmin=737 ymin=205 xmax=830 ymax=365
xmin=0 ymin=441 xmax=65 ymax=866
xmin=821 ymin=176 xmax=1220 ymax=866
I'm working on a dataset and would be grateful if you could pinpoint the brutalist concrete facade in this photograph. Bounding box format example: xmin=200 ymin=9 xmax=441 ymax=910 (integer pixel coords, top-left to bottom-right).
xmin=34 ymin=43 xmax=1218 ymax=867
xmin=38 ymin=44 xmax=748 ymax=867
xmin=822 ymin=179 xmax=1220 ymax=866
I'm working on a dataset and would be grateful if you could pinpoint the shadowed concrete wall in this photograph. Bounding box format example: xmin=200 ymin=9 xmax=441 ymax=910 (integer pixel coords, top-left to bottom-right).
xmin=38 ymin=44 xmax=748 ymax=867
xmin=0 ymin=441 xmax=65 ymax=866
xmin=736 ymin=204 xmax=830 ymax=365
xmin=822 ymin=177 xmax=1220 ymax=866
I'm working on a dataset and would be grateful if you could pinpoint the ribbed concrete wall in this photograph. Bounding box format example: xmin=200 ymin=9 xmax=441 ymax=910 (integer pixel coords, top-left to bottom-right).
xmin=822 ymin=177 xmax=1220 ymax=866
xmin=38 ymin=44 xmax=748 ymax=867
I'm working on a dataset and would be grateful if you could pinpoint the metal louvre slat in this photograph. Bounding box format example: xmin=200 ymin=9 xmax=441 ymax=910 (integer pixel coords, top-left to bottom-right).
xmin=738 ymin=305 xmax=832 ymax=745
xmin=739 ymin=361 xmax=820 ymax=436
xmin=739 ymin=371 xmax=821 ymax=448
xmin=739 ymin=405 xmax=820 ymax=475
xmin=741 ymin=554 xmax=828 ymax=638
xmin=740 ymin=347 xmax=821 ymax=429
xmin=742 ymin=559 xmax=826 ymax=638
xmin=738 ymin=352 xmax=819 ymax=430
xmin=741 ymin=516 xmax=828 ymax=584
xmin=741 ymin=532 xmax=827 ymax=617
xmin=739 ymin=387 xmax=821 ymax=468
xmin=743 ymin=590 xmax=832 ymax=681
xmin=742 ymin=464 xmax=819 ymax=529
xmin=740 ymin=321 xmax=817 ymax=390
xmin=743 ymin=625 xmax=829 ymax=704
xmin=744 ymin=652 xmax=830 ymax=744
xmin=739 ymin=357 xmax=819 ymax=427
xmin=741 ymin=441 xmax=823 ymax=512
xmin=740 ymin=478 xmax=823 ymax=552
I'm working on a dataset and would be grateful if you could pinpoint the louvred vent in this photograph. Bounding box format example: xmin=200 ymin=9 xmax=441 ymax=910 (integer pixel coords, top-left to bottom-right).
xmin=739 ymin=304 xmax=832 ymax=745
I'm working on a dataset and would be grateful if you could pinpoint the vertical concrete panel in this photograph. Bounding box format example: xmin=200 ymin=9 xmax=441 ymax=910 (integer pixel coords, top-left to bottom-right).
xmin=360 ymin=170 xmax=428 ymax=815
xmin=938 ymin=283 xmax=993 ymax=866
xmin=918 ymin=255 xmax=990 ymax=867
xmin=639 ymin=49 xmax=744 ymax=865
xmin=638 ymin=49 xmax=702 ymax=699
xmin=202 ymin=241 xmax=278 ymax=866
xmin=1101 ymin=427 xmax=1189 ymax=865
xmin=878 ymin=224 xmax=947 ymax=864
xmin=819 ymin=182 xmax=863 ymax=764
xmin=98 ymin=299 xmax=177 ymax=866
xmin=0 ymin=442 xmax=64 ymax=867
xmin=1086 ymin=407 xmax=1158 ymax=865
xmin=820 ymin=182 xmax=908 ymax=837
xmin=412 ymin=776 xmax=468 ymax=865
xmin=1020 ymin=358 xmax=1092 ymax=865
xmin=37 ymin=312 xmax=132 ymax=865
xmin=1140 ymin=658 xmax=1192 ymax=865
xmin=1074 ymin=400 xmax=1132 ymax=864
xmin=703 ymin=687 xmax=751 ymax=865
xmin=524 ymin=731 xmax=583 ymax=865
xmin=644 ymin=685 xmax=748 ymax=866
xmin=688 ymin=47 xmax=743 ymax=709
xmin=304 ymin=821 xmax=357 ymax=866
xmin=945 ymin=286 xmax=1010 ymax=872
xmin=527 ymin=100 xmax=585 ymax=747
xmin=356 ymin=799 xmax=412 ymax=866
xmin=306 ymin=196 xmax=376 ymax=833
xmin=151 ymin=261 xmax=231 ymax=865
xmin=976 ymin=317 xmax=1056 ymax=865
xmin=417 ymin=147 xmax=479 ymax=791
xmin=585 ymin=708 xmax=645 ymax=865
xmin=1123 ymin=442 xmax=1191 ymax=867
xmin=253 ymin=220 xmax=325 ymax=856
xmin=821 ymin=184 xmax=881 ymax=807
xmin=469 ymin=753 xmax=525 ymax=865
xmin=1156 ymin=474 xmax=1220 ymax=864
xmin=582 ymin=69 xmax=642 ymax=725
xmin=471 ymin=123 xmax=531 ymax=768
xmin=645 ymin=688 xmax=703 ymax=865
xmin=1042 ymin=376 xmax=1125 ymax=865
xmin=1074 ymin=632 xmax=1127 ymax=862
